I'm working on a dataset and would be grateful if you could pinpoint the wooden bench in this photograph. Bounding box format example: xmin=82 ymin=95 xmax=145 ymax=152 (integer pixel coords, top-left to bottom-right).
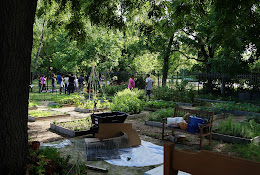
xmin=164 ymin=142 xmax=260 ymax=175
xmin=162 ymin=107 xmax=214 ymax=149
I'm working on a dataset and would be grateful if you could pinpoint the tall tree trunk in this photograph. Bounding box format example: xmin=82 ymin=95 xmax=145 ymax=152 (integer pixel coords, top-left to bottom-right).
xmin=162 ymin=35 xmax=174 ymax=86
xmin=0 ymin=1 xmax=37 ymax=174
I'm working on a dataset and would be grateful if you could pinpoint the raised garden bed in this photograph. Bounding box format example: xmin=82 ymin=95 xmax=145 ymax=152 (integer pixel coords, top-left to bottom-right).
xmin=211 ymin=133 xmax=260 ymax=144
xmin=28 ymin=110 xmax=70 ymax=121
xmin=28 ymin=107 xmax=38 ymax=110
xmin=50 ymin=118 xmax=92 ymax=137
xmin=75 ymin=107 xmax=109 ymax=113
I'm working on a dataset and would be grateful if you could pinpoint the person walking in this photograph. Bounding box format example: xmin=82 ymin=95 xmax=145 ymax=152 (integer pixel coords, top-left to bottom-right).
xmin=128 ymin=75 xmax=135 ymax=90
xmin=75 ymin=76 xmax=79 ymax=92
xmin=57 ymin=73 xmax=62 ymax=94
xmin=38 ymin=76 xmax=42 ymax=93
xmin=68 ymin=73 xmax=75 ymax=94
xmin=41 ymin=74 xmax=46 ymax=91
xmin=64 ymin=74 xmax=69 ymax=94
xmin=145 ymin=74 xmax=154 ymax=100
xmin=52 ymin=73 xmax=56 ymax=93
xmin=78 ymin=74 xmax=84 ymax=92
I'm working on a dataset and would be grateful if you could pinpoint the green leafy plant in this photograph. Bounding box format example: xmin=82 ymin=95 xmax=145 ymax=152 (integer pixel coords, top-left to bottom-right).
xmin=27 ymin=147 xmax=87 ymax=174
xmin=110 ymin=89 xmax=144 ymax=114
xmin=148 ymin=108 xmax=175 ymax=122
xmin=215 ymin=116 xmax=260 ymax=138
xmin=198 ymin=102 xmax=260 ymax=114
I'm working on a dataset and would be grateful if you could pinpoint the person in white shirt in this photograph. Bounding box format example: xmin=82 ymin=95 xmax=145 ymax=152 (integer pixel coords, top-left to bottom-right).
xmin=145 ymin=74 xmax=154 ymax=100
xmin=64 ymin=74 xmax=69 ymax=94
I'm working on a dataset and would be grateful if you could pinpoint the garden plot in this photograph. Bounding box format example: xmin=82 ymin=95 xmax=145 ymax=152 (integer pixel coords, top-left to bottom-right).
xmin=28 ymin=110 xmax=70 ymax=121
xmin=50 ymin=118 xmax=92 ymax=137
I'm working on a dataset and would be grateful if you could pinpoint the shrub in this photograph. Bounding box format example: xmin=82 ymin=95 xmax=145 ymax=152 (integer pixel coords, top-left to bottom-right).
xmin=144 ymin=100 xmax=178 ymax=109
xmin=153 ymin=81 xmax=196 ymax=102
xmin=110 ymin=89 xmax=144 ymax=114
xmin=102 ymin=84 xmax=128 ymax=96
xmin=148 ymin=108 xmax=175 ymax=122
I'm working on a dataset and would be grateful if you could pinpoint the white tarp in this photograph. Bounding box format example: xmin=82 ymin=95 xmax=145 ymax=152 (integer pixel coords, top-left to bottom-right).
xmin=105 ymin=140 xmax=163 ymax=167
xmin=40 ymin=139 xmax=72 ymax=148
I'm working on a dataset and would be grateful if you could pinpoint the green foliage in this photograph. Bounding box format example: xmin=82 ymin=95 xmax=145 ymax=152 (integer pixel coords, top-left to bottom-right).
xmin=27 ymin=147 xmax=86 ymax=174
xmin=144 ymin=100 xmax=178 ymax=109
xmin=148 ymin=108 xmax=175 ymax=122
xmin=102 ymin=84 xmax=128 ymax=96
xmin=28 ymin=110 xmax=63 ymax=117
xmin=56 ymin=117 xmax=92 ymax=131
xmin=215 ymin=117 xmax=260 ymax=138
xmin=153 ymin=81 xmax=196 ymax=102
xmin=110 ymin=89 xmax=144 ymax=114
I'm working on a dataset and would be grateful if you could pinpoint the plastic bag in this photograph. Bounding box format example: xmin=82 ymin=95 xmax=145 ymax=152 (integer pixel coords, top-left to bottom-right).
xmin=187 ymin=116 xmax=204 ymax=134
xmin=167 ymin=117 xmax=187 ymax=127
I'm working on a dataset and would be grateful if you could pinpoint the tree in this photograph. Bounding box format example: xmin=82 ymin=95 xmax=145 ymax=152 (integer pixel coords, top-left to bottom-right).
xmin=0 ymin=0 xmax=37 ymax=174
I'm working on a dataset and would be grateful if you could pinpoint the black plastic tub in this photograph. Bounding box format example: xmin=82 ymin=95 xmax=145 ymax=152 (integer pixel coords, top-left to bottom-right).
xmin=89 ymin=112 xmax=128 ymax=135
xmin=91 ymin=112 xmax=128 ymax=125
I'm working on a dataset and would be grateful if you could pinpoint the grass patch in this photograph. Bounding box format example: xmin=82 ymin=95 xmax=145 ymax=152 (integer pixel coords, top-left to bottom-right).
xmin=28 ymin=101 xmax=38 ymax=107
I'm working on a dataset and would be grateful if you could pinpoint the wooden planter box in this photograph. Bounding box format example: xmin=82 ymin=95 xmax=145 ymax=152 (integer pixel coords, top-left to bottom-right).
xmin=50 ymin=123 xmax=92 ymax=137
xmin=28 ymin=107 xmax=38 ymax=110
xmin=33 ymin=114 xmax=71 ymax=121
xmin=62 ymin=104 xmax=76 ymax=107
xmin=145 ymin=120 xmax=163 ymax=128
xmin=211 ymin=132 xmax=260 ymax=144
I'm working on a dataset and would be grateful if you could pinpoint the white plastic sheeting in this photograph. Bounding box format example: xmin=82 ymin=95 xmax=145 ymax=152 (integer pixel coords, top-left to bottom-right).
xmin=105 ymin=140 xmax=163 ymax=167
xmin=40 ymin=139 xmax=72 ymax=148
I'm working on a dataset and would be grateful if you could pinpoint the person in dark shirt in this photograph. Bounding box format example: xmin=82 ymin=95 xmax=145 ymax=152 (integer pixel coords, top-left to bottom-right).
xmin=78 ymin=74 xmax=84 ymax=92
xmin=68 ymin=73 xmax=75 ymax=95
xmin=38 ymin=76 xmax=42 ymax=93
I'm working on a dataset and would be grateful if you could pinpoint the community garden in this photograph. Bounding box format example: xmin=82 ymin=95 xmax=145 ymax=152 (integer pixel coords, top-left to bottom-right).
xmin=2 ymin=0 xmax=259 ymax=174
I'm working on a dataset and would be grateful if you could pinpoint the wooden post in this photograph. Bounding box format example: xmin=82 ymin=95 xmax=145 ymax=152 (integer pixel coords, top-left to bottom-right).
xmin=164 ymin=143 xmax=178 ymax=175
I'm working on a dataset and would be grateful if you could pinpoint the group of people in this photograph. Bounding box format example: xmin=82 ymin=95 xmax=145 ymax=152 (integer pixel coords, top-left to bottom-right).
xmin=37 ymin=73 xmax=88 ymax=94
xmin=128 ymin=74 xmax=154 ymax=100
xmin=38 ymin=73 xmax=154 ymax=98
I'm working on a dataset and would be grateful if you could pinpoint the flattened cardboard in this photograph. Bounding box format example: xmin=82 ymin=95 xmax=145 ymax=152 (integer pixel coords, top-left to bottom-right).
xmin=126 ymin=129 xmax=141 ymax=147
xmin=95 ymin=123 xmax=132 ymax=140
